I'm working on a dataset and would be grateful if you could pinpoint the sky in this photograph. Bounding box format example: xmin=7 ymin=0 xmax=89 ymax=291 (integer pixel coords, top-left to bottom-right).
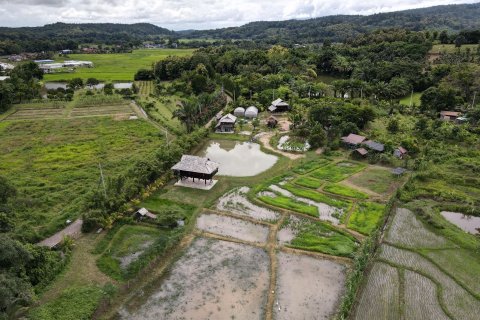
xmin=0 ymin=0 xmax=477 ymax=30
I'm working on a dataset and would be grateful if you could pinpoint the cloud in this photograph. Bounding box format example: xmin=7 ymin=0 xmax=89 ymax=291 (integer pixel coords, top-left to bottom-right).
xmin=0 ymin=0 xmax=477 ymax=29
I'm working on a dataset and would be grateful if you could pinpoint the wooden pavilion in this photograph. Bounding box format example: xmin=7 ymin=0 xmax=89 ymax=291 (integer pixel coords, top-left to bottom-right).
xmin=171 ymin=155 xmax=220 ymax=184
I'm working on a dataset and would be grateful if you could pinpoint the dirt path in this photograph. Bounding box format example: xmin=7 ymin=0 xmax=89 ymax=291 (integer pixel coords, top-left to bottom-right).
xmin=39 ymin=233 xmax=114 ymax=304
xmin=257 ymin=132 xmax=305 ymax=160
xmin=38 ymin=219 xmax=83 ymax=248
xmin=204 ymin=93 xmax=233 ymax=128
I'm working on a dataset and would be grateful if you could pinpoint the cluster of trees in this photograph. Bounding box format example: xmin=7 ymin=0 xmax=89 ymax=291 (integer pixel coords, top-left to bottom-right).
xmin=172 ymin=92 xmax=227 ymax=132
xmin=0 ymin=62 xmax=43 ymax=112
xmin=0 ymin=23 xmax=173 ymax=55
xmin=0 ymin=176 xmax=68 ymax=318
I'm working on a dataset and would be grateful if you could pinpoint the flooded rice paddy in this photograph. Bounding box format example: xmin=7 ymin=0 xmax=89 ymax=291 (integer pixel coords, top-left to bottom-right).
xmin=196 ymin=212 xmax=270 ymax=244
xmin=269 ymin=185 xmax=342 ymax=224
xmin=275 ymin=252 xmax=347 ymax=320
xmin=198 ymin=140 xmax=278 ymax=176
xmin=440 ymin=211 xmax=480 ymax=234
xmin=119 ymin=238 xmax=269 ymax=320
xmin=216 ymin=187 xmax=280 ymax=221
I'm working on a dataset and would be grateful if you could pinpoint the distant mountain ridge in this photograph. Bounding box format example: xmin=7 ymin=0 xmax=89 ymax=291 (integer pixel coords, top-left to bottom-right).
xmin=0 ymin=22 xmax=173 ymax=37
xmin=181 ymin=2 xmax=480 ymax=42
xmin=0 ymin=2 xmax=480 ymax=51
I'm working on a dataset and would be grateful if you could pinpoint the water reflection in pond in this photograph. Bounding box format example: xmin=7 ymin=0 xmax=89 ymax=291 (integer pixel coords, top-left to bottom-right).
xmin=199 ymin=140 xmax=277 ymax=176
xmin=440 ymin=211 xmax=480 ymax=234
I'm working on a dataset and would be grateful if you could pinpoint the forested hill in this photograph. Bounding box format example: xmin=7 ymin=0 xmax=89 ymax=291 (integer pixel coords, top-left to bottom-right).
xmin=0 ymin=23 xmax=173 ymax=53
xmin=180 ymin=2 xmax=480 ymax=43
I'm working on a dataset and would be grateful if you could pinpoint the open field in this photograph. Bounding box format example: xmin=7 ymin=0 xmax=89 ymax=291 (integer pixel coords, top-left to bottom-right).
xmin=44 ymin=49 xmax=195 ymax=82
xmin=0 ymin=117 xmax=163 ymax=241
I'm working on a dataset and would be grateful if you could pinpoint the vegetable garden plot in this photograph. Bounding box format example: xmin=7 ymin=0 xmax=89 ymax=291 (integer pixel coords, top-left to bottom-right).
xmin=275 ymin=252 xmax=347 ymax=320
xmin=324 ymin=183 xmax=369 ymax=199
xmin=6 ymin=108 xmax=65 ymax=120
xmin=120 ymin=238 xmax=269 ymax=320
xmin=309 ymin=161 xmax=366 ymax=182
xmin=353 ymin=262 xmax=401 ymax=320
xmin=379 ymin=245 xmax=480 ymax=320
xmin=404 ymin=270 xmax=450 ymax=320
xmin=386 ymin=208 xmax=451 ymax=248
xmin=70 ymin=105 xmax=133 ymax=117
xmin=294 ymin=176 xmax=323 ymax=189
xmin=292 ymin=158 xmax=331 ymax=175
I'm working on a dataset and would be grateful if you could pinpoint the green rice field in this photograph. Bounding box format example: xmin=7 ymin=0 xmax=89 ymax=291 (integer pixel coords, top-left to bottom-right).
xmin=44 ymin=49 xmax=195 ymax=82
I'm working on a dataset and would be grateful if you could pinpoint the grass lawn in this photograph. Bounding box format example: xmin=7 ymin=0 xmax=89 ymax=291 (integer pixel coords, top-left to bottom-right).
xmin=292 ymin=158 xmax=331 ymax=175
xmin=0 ymin=117 xmax=163 ymax=241
xmin=347 ymin=202 xmax=385 ymax=235
xmin=44 ymin=49 xmax=195 ymax=82
xmin=348 ymin=167 xmax=399 ymax=195
xmin=324 ymin=183 xmax=369 ymax=199
xmin=140 ymin=198 xmax=196 ymax=218
xmin=284 ymin=216 xmax=358 ymax=257
xmin=294 ymin=176 xmax=323 ymax=189
xmin=96 ymin=225 xmax=166 ymax=281
xmin=399 ymin=92 xmax=422 ymax=106
xmin=29 ymin=286 xmax=104 ymax=320
xmin=310 ymin=161 xmax=366 ymax=182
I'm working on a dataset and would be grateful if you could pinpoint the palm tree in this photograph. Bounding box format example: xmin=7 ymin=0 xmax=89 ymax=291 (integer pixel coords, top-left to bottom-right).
xmin=172 ymin=99 xmax=198 ymax=133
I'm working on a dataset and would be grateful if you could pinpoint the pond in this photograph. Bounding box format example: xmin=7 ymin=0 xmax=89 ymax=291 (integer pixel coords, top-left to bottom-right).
xmin=440 ymin=211 xmax=480 ymax=234
xmin=198 ymin=140 xmax=278 ymax=176
xmin=44 ymin=82 xmax=67 ymax=90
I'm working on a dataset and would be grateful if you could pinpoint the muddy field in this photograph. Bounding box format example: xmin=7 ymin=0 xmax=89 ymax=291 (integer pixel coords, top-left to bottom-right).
xmin=120 ymin=238 xmax=270 ymax=320
xmin=196 ymin=211 xmax=270 ymax=244
xmin=275 ymin=252 xmax=347 ymax=320
xmin=216 ymin=187 xmax=280 ymax=221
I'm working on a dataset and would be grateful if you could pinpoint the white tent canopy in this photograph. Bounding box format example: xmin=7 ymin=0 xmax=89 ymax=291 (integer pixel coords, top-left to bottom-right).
xmin=245 ymin=106 xmax=258 ymax=118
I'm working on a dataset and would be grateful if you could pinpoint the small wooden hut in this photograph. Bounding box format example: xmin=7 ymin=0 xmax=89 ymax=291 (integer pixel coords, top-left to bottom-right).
xmin=171 ymin=155 xmax=219 ymax=184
